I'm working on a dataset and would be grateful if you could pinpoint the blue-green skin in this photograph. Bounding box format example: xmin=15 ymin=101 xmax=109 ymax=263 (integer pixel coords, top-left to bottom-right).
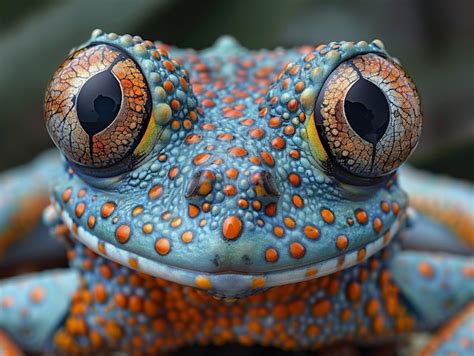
xmin=50 ymin=32 xmax=406 ymax=295
xmin=0 ymin=31 xmax=472 ymax=354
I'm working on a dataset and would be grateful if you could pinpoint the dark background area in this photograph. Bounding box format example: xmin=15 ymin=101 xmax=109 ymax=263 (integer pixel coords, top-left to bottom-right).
xmin=0 ymin=0 xmax=473 ymax=180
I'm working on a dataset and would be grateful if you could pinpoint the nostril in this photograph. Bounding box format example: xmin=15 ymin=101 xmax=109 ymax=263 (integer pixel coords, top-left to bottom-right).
xmin=250 ymin=171 xmax=280 ymax=198
xmin=185 ymin=169 xmax=216 ymax=199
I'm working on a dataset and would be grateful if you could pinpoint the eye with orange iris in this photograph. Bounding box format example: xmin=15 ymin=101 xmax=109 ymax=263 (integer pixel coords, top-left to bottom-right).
xmin=44 ymin=44 xmax=152 ymax=170
xmin=314 ymin=53 xmax=422 ymax=179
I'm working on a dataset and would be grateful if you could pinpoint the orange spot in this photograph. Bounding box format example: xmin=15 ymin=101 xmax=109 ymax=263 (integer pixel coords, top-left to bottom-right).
xmin=380 ymin=201 xmax=390 ymax=213
xmin=100 ymin=202 xmax=116 ymax=218
xmin=226 ymin=168 xmax=239 ymax=179
xmin=271 ymin=136 xmax=286 ymax=150
xmin=148 ymin=185 xmax=162 ymax=200
xmin=142 ymin=223 xmax=153 ymax=234
xmin=284 ymin=216 xmax=296 ymax=229
xmin=312 ymin=299 xmax=331 ymax=317
xmin=265 ymin=248 xmax=279 ymax=263
xmin=228 ymin=146 xmax=248 ymax=157
xmin=94 ymin=284 xmax=108 ymax=303
xmin=418 ymin=261 xmax=434 ymax=278
xmin=222 ymin=216 xmax=243 ymax=240
xmin=273 ymin=225 xmax=285 ymax=237
xmin=289 ymin=242 xmax=305 ymax=259
xmin=251 ymin=277 xmax=266 ymax=289
xmin=115 ymin=225 xmax=131 ymax=244
xmin=223 ymin=184 xmax=237 ymax=196
xmin=181 ymin=231 xmax=193 ymax=243
xmin=62 ymin=188 xmax=73 ymax=203
xmin=87 ymin=215 xmax=96 ymax=229
xmin=321 ymin=208 xmax=335 ymax=224
xmin=75 ymin=202 xmax=85 ymax=218
xmin=195 ymin=275 xmax=212 ymax=289
xmin=346 ymin=281 xmax=362 ymax=302
xmin=264 ymin=202 xmax=277 ymax=217
xmin=288 ymin=172 xmax=301 ymax=187
xmin=392 ymin=202 xmax=400 ymax=215
xmin=30 ymin=287 xmax=45 ymax=302
xmin=355 ymin=209 xmax=368 ymax=224
xmin=260 ymin=151 xmax=275 ymax=166
xmin=373 ymin=218 xmax=383 ymax=234
xmin=188 ymin=204 xmax=200 ymax=218
xmin=268 ymin=117 xmax=281 ymax=128
xmin=193 ymin=152 xmax=211 ymax=165
xmin=155 ymin=238 xmax=171 ymax=256
xmin=303 ymin=225 xmax=320 ymax=240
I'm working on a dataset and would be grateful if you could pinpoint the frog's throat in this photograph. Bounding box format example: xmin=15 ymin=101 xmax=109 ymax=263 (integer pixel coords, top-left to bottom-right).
xmin=57 ymin=205 xmax=406 ymax=298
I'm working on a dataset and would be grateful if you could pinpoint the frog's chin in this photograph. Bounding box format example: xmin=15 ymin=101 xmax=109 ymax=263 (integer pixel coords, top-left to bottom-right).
xmin=59 ymin=207 xmax=407 ymax=299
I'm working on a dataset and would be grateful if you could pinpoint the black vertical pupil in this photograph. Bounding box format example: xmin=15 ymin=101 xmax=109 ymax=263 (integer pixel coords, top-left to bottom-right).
xmin=76 ymin=70 xmax=122 ymax=136
xmin=344 ymin=78 xmax=389 ymax=145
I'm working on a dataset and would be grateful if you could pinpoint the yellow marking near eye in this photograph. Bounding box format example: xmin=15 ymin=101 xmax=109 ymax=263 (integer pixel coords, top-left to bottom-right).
xmin=303 ymin=113 xmax=328 ymax=163
xmin=132 ymin=111 xmax=163 ymax=160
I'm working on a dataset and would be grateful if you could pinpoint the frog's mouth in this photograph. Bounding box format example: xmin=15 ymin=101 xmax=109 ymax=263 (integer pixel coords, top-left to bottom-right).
xmin=55 ymin=201 xmax=407 ymax=299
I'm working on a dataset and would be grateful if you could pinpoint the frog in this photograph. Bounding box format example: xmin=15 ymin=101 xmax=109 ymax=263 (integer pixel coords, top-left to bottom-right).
xmin=0 ymin=29 xmax=473 ymax=355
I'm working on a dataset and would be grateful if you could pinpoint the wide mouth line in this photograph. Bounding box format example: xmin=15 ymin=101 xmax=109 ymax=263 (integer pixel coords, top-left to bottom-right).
xmin=55 ymin=200 xmax=406 ymax=295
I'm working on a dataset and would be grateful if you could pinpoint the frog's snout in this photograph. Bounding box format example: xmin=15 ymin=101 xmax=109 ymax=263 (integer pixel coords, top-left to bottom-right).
xmin=185 ymin=168 xmax=280 ymax=203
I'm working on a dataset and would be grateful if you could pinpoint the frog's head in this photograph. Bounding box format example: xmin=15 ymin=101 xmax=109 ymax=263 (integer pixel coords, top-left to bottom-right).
xmin=44 ymin=30 xmax=421 ymax=298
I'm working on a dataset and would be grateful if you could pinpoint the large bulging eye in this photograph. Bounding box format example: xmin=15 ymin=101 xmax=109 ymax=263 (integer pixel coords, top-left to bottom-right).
xmin=44 ymin=44 xmax=152 ymax=168
xmin=315 ymin=53 xmax=422 ymax=178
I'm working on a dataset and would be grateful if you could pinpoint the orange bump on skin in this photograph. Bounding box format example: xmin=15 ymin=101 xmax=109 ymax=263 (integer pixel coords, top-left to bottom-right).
xmin=251 ymin=277 xmax=266 ymax=289
xmin=347 ymin=281 xmax=362 ymax=302
xmin=62 ymin=188 xmax=72 ymax=203
xmin=418 ymin=261 xmax=434 ymax=278
xmin=273 ymin=225 xmax=285 ymax=238
xmin=222 ymin=215 xmax=243 ymax=240
xmin=193 ymin=152 xmax=211 ymax=165
xmin=373 ymin=218 xmax=383 ymax=234
xmin=101 ymin=202 xmax=116 ymax=218
xmin=292 ymin=194 xmax=304 ymax=208
xmin=75 ymin=202 xmax=85 ymax=218
xmin=380 ymin=201 xmax=390 ymax=213
xmin=94 ymin=284 xmax=108 ymax=304
xmin=265 ymin=248 xmax=279 ymax=263
xmin=355 ymin=209 xmax=368 ymax=225
xmin=264 ymin=203 xmax=277 ymax=217
xmin=288 ymin=172 xmax=301 ymax=187
xmin=321 ymin=208 xmax=335 ymax=224
xmin=271 ymin=136 xmax=286 ymax=150
xmin=142 ymin=223 xmax=153 ymax=234
xmin=392 ymin=202 xmax=400 ymax=216
xmin=289 ymin=242 xmax=305 ymax=259
xmin=312 ymin=299 xmax=331 ymax=317
xmin=195 ymin=275 xmax=212 ymax=289
xmin=115 ymin=225 xmax=131 ymax=244
xmin=30 ymin=287 xmax=45 ymax=303
xmin=155 ymin=238 xmax=171 ymax=256
xmin=148 ymin=185 xmax=162 ymax=200
xmin=336 ymin=235 xmax=348 ymax=250
xmin=87 ymin=215 xmax=96 ymax=229
xmin=284 ymin=216 xmax=296 ymax=229
xmin=131 ymin=206 xmax=143 ymax=217
xmin=188 ymin=204 xmax=200 ymax=218
xmin=226 ymin=168 xmax=239 ymax=179
xmin=181 ymin=231 xmax=193 ymax=243
xmin=303 ymin=225 xmax=320 ymax=240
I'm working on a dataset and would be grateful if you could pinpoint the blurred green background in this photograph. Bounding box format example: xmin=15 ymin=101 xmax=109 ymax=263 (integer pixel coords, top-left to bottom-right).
xmin=1 ymin=0 xmax=473 ymax=180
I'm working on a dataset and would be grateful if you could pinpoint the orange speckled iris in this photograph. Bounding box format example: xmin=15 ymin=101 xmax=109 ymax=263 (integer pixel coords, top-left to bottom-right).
xmin=315 ymin=54 xmax=422 ymax=178
xmin=44 ymin=44 xmax=151 ymax=168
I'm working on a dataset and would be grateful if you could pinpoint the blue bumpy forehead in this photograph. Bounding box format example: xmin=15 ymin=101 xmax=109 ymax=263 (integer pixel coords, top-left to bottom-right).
xmin=50 ymin=30 xmax=407 ymax=297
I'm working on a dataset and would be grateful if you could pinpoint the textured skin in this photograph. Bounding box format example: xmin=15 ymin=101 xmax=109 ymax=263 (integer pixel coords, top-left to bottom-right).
xmin=0 ymin=31 xmax=472 ymax=354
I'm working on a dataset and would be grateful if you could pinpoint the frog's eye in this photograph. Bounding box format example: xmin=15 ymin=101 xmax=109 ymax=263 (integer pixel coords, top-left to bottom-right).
xmin=44 ymin=44 xmax=152 ymax=169
xmin=314 ymin=53 xmax=422 ymax=179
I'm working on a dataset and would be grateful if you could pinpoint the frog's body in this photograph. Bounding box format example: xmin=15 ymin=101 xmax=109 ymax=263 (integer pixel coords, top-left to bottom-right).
xmin=0 ymin=31 xmax=473 ymax=355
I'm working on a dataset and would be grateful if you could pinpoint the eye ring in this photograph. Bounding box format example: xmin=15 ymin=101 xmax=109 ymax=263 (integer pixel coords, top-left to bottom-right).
xmin=44 ymin=43 xmax=153 ymax=173
xmin=311 ymin=53 xmax=422 ymax=182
